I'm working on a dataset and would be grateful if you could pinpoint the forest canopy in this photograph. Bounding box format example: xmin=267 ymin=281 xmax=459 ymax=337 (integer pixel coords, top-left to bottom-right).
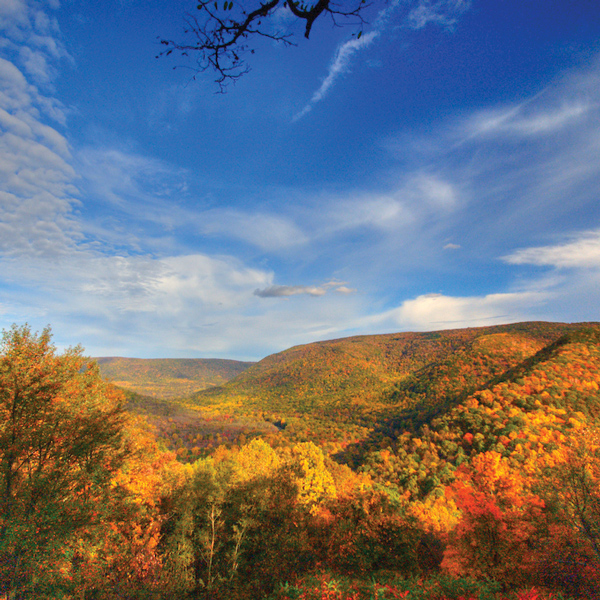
xmin=1 ymin=322 xmax=599 ymax=599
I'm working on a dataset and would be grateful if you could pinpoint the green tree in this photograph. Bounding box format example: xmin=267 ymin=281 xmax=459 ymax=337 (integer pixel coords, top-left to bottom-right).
xmin=0 ymin=324 xmax=127 ymax=598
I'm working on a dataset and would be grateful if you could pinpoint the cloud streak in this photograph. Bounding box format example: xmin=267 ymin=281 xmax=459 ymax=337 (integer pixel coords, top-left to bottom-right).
xmin=407 ymin=0 xmax=470 ymax=29
xmin=254 ymin=281 xmax=355 ymax=298
xmin=293 ymin=30 xmax=380 ymax=121
xmin=294 ymin=0 xmax=471 ymax=120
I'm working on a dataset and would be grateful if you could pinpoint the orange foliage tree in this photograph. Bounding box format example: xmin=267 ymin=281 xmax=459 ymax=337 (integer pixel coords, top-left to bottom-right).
xmin=442 ymin=451 xmax=545 ymax=586
xmin=534 ymin=428 xmax=600 ymax=597
xmin=0 ymin=325 xmax=127 ymax=598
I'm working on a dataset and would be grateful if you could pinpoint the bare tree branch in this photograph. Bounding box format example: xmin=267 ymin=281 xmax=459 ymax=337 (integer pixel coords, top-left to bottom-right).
xmin=158 ymin=0 xmax=371 ymax=91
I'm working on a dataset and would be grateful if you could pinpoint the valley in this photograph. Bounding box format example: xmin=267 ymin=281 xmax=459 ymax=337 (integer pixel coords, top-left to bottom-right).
xmin=4 ymin=321 xmax=600 ymax=599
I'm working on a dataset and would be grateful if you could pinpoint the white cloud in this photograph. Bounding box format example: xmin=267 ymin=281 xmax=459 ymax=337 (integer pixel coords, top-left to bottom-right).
xmin=407 ymin=0 xmax=470 ymax=29
xmin=254 ymin=284 xmax=326 ymax=298
xmin=504 ymin=229 xmax=600 ymax=269
xmin=327 ymin=194 xmax=413 ymax=232
xmin=1 ymin=250 xmax=272 ymax=322
xmin=294 ymin=0 xmax=471 ymax=120
xmin=77 ymin=148 xmax=311 ymax=253
xmin=363 ymin=290 xmax=549 ymax=332
xmin=156 ymin=254 xmax=271 ymax=310
xmin=77 ymin=147 xmax=188 ymax=209
xmin=464 ymin=101 xmax=591 ymax=140
xmin=0 ymin=250 xmax=367 ymax=359
xmin=200 ymin=209 xmax=308 ymax=251
xmin=382 ymin=54 xmax=600 ymax=266
xmin=0 ymin=57 xmax=79 ymax=258
xmin=2 ymin=1 xmax=599 ymax=361
xmin=0 ymin=0 xmax=70 ymax=86
xmin=308 ymin=173 xmax=460 ymax=250
xmin=335 ymin=286 xmax=356 ymax=294
xmin=293 ymin=31 xmax=380 ymax=121
xmin=402 ymin=173 xmax=460 ymax=212
xmin=254 ymin=279 xmax=355 ymax=298
xmin=0 ymin=0 xmax=31 ymax=37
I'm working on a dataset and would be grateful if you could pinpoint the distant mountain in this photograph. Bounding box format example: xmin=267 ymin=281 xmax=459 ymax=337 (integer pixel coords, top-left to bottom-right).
xmin=95 ymin=357 xmax=254 ymax=398
xmin=191 ymin=322 xmax=591 ymax=424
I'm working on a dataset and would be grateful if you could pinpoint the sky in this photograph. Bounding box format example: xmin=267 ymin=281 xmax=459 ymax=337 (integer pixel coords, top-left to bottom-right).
xmin=1 ymin=0 xmax=600 ymax=360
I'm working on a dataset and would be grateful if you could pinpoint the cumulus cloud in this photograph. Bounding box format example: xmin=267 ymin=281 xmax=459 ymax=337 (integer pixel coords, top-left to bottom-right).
xmin=0 ymin=57 xmax=80 ymax=258
xmin=503 ymin=229 xmax=600 ymax=269
xmin=0 ymin=0 xmax=71 ymax=86
xmin=362 ymin=290 xmax=549 ymax=332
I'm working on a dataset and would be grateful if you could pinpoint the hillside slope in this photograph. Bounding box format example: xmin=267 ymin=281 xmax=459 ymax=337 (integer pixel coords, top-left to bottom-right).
xmin=96 ymin=357 xmax=254 ymax=398
xmin=192 ymin=322 xmax=588 ymax=423
xmin=353 ymin=326 xmax=600 ymax=501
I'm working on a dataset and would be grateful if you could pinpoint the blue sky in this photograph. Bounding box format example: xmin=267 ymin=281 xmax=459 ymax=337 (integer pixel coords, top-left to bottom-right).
xmin=1 ymin=0 xmax=600 ymax=360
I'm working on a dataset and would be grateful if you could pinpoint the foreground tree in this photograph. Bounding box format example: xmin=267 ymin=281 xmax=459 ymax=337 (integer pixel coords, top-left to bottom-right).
xmin=535 ymin=428 xmax=600 ymax=597
xmin=158 ymin=0 xmax=371 ymax=89
xmin=442 ymin=451 xmax=546 ymax=587
xmin=0 ymin=324 xmax=127 ymax=598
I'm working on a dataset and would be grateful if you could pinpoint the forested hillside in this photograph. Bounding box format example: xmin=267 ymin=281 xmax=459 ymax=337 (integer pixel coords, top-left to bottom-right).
xmin=2 ymin=322 xmax=599 ymax=600
xmin=96 ymin=356 xmax=253 ymax=398
xmin=187 ymin=322 xmax=586 ymax=453
xmin=194 ymin=322 xmax=580 ymax=417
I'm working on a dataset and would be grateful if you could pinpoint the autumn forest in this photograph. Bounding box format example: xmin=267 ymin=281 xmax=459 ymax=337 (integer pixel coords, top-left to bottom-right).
xmin=1 ymin=321 xmax=600 ymax=600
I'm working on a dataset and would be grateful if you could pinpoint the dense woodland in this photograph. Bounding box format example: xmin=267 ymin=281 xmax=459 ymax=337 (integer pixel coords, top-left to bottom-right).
xmin=96 ymin=357 xmax=253 ymax=399
xmin=1 ymin=322 xmax=599 ymax=599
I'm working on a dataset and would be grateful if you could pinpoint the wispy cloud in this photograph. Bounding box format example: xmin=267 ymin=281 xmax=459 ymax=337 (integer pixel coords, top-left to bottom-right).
xmin=293 ymin=30 xmax=380 ymax=121
xmin=382 ymin=55 xmax=600 ymax=260
xmin=200 ymin=208 xmax=309 ymax=251
xmin=254 ymin=284 xmax=326 ymax=298
xmin=407 ymin=0 xmax=470 ymax=29
xmin=464 ymin=100 xmax=591 ymax=140
xmin=294 ymin=0 xmax=471 ymax=120
xmin=2 ymin=1 xmax=599 ymax=360
xmin=254 ymin=280 xmax=355 ymax=298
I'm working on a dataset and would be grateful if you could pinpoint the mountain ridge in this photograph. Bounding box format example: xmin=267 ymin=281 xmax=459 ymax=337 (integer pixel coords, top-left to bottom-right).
xmin=95 ymin=356 xmax=254 ymax=399
xmin=191 ymin=321 xmax=593 ymax=421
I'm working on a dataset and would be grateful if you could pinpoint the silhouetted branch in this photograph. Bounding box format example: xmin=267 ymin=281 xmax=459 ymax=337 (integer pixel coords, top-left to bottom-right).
xmin=158 ymin=0 xmax=370 ymax=90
